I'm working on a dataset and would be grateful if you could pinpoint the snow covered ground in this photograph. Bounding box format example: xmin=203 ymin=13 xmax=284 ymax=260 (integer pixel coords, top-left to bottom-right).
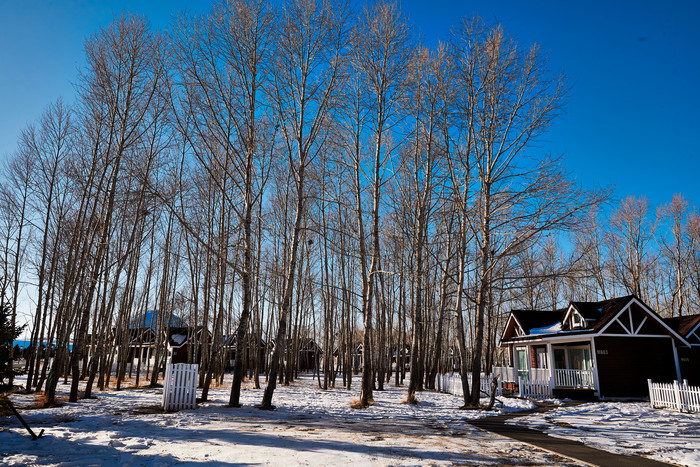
xmin=512 ymin=401 xmax=700 ymax=466
xmin=0 ymin=374 xmax=587 ymax=466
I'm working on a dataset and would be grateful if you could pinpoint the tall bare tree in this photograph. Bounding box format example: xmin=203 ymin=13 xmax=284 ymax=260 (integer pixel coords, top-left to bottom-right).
xmin=261 ymin=0 xmax=348 ymax=409
xmin=350 ymin=0 xmax=413 ymax=408
xmin=451 ymin=18 xmax=606 ymax=407
xmin=607 ymin=196 xmax=656 ymax=300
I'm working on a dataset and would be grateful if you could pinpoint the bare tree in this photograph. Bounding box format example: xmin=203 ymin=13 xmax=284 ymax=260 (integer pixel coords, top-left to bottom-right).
xmin=451 ymin=18 xmax=606 ymax=407
xmin=349 ymin=0 xmax=413 ymax=408
xmin=657 ymin=194 xmax=691 ymax=316
xmin=607 ymin=196 xmax=656 ymax=300
xmin=261 ymin=0 xmax=349 ymax=409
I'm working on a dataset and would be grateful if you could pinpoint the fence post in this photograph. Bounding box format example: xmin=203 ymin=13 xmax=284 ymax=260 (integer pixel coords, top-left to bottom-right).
xmin=163 ymin=363 xmax=172 ymax=410
xmin=647 ymin=379 xmax=654 ymax=407
xmin=548 ymin=368 xmax=555 ymax=396
xmin=673 ymin=380 xmax=683 ymax=412
xmin=518 ymin=377 xmax=523 ymax=398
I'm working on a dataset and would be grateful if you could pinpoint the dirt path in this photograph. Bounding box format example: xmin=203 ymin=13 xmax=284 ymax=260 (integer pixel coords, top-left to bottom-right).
xmin=469 ymin=404 xmax=671 ymax=466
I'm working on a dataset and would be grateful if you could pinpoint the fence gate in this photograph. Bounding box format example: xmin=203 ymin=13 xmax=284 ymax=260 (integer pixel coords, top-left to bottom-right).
xmin=163 ymin=363 xmax=198 ymax=411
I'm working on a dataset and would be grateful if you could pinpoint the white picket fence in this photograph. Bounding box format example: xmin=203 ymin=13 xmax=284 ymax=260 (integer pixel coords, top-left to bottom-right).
xmin=519 ymin=378 xmax=552 ymax=399
xmin=436 ymin=373 xmax=503 ymax=398
xmin=648 ymin=379 xmax=700 ymax=413
xmin=492 ymin=366 xmax=516 ymax=383
xmin=163 ymin=363 xmax=199 ymax=411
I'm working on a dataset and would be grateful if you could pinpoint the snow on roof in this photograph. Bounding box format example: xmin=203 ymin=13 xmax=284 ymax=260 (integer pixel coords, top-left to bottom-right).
xmin=528 ymin=322 xmax=562 ymax=335
xmin=171 ymin=334 xmax=187 ymax=346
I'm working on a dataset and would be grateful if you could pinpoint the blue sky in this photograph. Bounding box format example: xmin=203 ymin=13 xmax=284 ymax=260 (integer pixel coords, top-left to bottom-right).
xmin=1 ymin=0 xmax=698 ymax=209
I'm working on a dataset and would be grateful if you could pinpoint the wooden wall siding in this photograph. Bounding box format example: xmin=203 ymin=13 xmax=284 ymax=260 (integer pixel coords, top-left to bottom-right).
xmin=594 ymin=336 xmax=676 ymax=397
xmin=172 ymin=345 xmax=189 ymax=364
xmin=638 ymin=319 xmax=667 ymax=336
xmin=602 ymin=320 xmax=627 ymax=335
xmin=678 ymin=347 xmax=700 ymax=386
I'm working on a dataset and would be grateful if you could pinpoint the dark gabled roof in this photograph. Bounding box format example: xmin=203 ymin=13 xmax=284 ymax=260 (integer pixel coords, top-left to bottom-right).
xmin=503 ymin=295 xmax=690 ymax=346
xmin=570 ymin=295 xmax=634 ymax=331
xmin=129 ymin=327 xmax=157 ymax=345
xmin=511 ymin=309 xmax=565 ymax=335
xmin=664 ymin=314 xmax=700 ymax=337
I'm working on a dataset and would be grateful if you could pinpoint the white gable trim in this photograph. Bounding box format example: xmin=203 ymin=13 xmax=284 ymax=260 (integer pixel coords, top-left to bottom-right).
xmin=634 ymin=316 xmax=648 ymax=335
xmin=595 ymin=297 xmax=690 ymax=346
xmin=500 ymin=314 xmax=525 ymax=343
xmin=687 ymin=328 xmax=700 ymax=346
xmin=687 ymin=320 xmax=700 ymax=344
xmin=597 ymin=301 xmax=633 ymax=335
xmin=561 ymin=304 xmax=577 ymax=326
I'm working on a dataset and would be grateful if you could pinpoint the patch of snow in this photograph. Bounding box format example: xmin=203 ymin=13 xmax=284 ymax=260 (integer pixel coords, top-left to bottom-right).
xmin=171 ymin=334 xmax=187 ymax=345
xmin=511 ymin=402 xmax=700 ymax=466
xmin=529 ymin=322 xmax=562 ymax=334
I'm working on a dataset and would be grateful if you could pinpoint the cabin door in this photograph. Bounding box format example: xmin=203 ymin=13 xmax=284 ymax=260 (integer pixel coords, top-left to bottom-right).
xmin=516 ymin=347 xmax=529 ymax=380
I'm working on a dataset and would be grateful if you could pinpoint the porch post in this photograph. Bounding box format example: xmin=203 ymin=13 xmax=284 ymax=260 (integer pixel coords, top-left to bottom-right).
xmin=546 ymin=342 xmax=555 ymax=394
xmin=671 ymin=339 xmax=682 ymax=382
xmin=589 ymin=337 xmax=601 ymax=398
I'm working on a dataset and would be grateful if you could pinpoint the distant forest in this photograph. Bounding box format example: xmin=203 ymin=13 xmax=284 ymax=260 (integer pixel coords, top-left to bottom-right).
xmin=0 ymin=0 xmax=693 ymax=409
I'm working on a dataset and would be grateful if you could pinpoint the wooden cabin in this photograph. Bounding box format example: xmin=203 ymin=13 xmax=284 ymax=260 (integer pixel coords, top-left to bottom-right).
xmin=223 ymin=335 xmax=268 ymax=372
xmin=167 ymin=327 xmax=210 ymax=364
xmin=128 ymin=309 xmax=186 ymax=366
xmin=499 ymin=295 xmax=691 ymax=399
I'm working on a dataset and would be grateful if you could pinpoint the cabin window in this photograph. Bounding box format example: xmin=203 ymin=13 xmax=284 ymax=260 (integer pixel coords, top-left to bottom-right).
xmin=572 ymin=313 xmax=584 ymax=329
xmin=568 ymin=347 xmax=592 ymax=370
xmin=552 ymin=345 xmax=592 ymax=371
xmin=535 ymin=347 xmax=548 ymax=369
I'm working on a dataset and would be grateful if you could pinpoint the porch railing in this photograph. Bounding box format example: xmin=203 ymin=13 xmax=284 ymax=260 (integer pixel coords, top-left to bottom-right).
xmin=554 ymin=368 xmax=595 ymax=388
xmin=493 ymin=366 xmax=550 ymax=382
xmin=493 ymin=366 xmax=595 ymax=389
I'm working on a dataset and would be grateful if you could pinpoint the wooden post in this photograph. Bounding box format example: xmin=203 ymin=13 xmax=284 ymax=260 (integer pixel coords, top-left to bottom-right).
xmin=546 ymin=343 xmax=555 ymax=396
xmin=673 ymin=380 xmax=683 ymax=412
xmin=1 ymin=399 xmax=44 ymax=440
xmin=518 ymin=377 xmax=523 ymax=398
xmin=647 ymin=379 xmax=654 ymax=407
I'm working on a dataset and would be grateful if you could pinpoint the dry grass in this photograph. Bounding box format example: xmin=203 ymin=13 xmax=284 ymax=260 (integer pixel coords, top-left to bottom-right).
xmin=25 ymin=392 xmax=69 ymax=409
xmin=349 ymin=397 xmax=374 ymax=409
xmin=0 ymin=401 xmax=12 ymax=416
